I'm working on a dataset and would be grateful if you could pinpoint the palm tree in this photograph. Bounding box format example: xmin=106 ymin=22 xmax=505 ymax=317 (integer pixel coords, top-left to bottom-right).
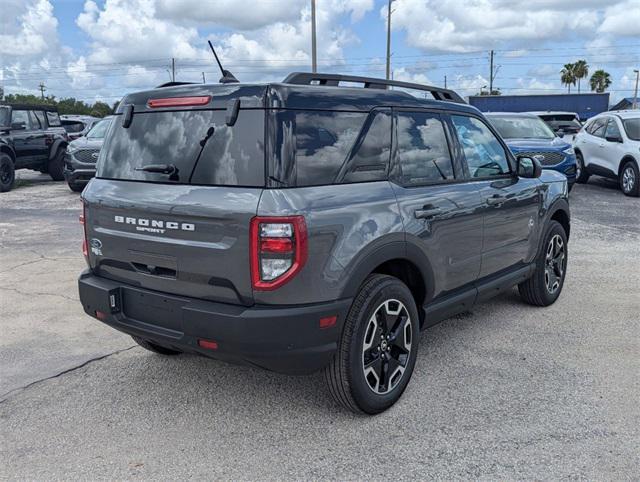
xmin=573 ymin=60 xmax=589 ymax=93
xmin=589 ymin=70 xmax=612 ymax=93
xmin=560 ymin=63 xmax=577 ymax=93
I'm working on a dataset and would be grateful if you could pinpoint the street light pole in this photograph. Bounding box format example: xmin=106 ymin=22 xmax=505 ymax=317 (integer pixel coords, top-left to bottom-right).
xmin=385 ymin=0 xmax=392 ymax=80
xmin=633 ymin=69 xmax=639 ymax=110
xmin=311 ymin=0 xmax=317 ymax=73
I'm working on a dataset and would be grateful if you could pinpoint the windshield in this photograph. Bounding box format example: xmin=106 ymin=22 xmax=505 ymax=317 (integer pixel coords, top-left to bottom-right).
xmin=489 ymin=116 xmax=556 ymax=140
xmin=622 ymin=118 xmax=640 ymax=141
xmin=97 ymin=109 xmax=265 ymax=186
xmin=0 ymin=106 xmax=9 ymax=127
xmin=87 ymin=118 xmax=111 ymax=139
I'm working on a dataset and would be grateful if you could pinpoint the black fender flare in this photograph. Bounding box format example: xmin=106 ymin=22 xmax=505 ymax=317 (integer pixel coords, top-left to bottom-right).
xmin=0 ymin=143 xmax=16 ymax=162
xmin=339 ymin=238 xmax=435 ymax=305
xmin=545 ymin=197 xmax=570 ymax=239
xmin=48 ymin=139 xmax=67 ymax=159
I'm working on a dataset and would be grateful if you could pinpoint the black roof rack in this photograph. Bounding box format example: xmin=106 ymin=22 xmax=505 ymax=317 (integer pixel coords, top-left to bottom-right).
xmin=282 ymin=72 xmax=465 ymax=104
xmin=0 ymin=103 xmax=59 ymax=112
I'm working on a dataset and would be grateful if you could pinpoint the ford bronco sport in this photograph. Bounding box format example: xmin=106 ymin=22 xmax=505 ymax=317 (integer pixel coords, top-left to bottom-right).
xmin=78 ymin=73 xmax=570 ymax=414
xmin=0 ymin=103 xmax=68 ymax=192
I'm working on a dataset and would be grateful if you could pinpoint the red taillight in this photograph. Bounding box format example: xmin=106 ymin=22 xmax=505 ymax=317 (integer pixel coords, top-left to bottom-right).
xmin=147 ymin=96 xmax=211 ymax=108
xmin=95 ymin=310 xmax=107 ymax=321
xmin=250 ymin=216 xmax=307 ymax=291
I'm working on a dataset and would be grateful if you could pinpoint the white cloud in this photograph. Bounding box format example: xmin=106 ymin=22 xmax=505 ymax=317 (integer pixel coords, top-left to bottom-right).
xmin=0 ymin=0 xmax=58 ymax=56
xmin=77 ymin=0 xmax=201 ymax=63
xmin=156 ymin=0 xmax=307 ymax=30
xmin=385 ymin=0 xmax=626 ymax=53
xmin=598 ymin=0 xmax=640 ymax=37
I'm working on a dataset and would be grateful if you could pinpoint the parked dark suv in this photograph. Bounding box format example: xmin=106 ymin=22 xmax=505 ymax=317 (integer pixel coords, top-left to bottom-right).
xmin=78 ymin=73 xmax=570 ymax=413
xmin=0 ymin=104 xmax=68 ymax=192
xmin=64 ymin=116 xmax=113 ymax=192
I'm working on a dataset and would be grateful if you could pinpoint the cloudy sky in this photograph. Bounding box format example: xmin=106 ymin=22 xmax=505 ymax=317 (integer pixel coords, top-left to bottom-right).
xmin=1 ymin=0 xmax=639 ymax=105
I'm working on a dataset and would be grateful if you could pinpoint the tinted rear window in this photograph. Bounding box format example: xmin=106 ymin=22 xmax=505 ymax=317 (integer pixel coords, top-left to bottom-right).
xmin=62 ymin=121 xmax=85 ymax=133
xmin=294 ymin=111 xmax=366 ymax=186
xmin=97 ymin=109 xmax=265 ymax=186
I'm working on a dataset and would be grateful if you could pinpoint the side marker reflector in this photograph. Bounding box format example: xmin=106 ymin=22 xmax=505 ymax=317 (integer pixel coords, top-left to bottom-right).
xmin=198 ymin=339 xmax=219 ymax=350
xmin=319 ymin=315 xmax=337 ymax=329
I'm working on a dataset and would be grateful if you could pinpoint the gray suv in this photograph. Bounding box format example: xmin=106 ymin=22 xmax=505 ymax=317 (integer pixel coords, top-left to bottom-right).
xmin=78 ymin=73 xmax=570 ymax=414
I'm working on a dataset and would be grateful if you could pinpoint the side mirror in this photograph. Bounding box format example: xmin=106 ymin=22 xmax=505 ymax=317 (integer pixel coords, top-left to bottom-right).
xmin=556 ymin=129 xmax=565 ymax=138
xmin=516 ymin=155 xmax=542 ymax=179
xmin=605 ymin=135 xmax=622 ymax=143
xmin=11 ymin=122 xmax=26 ymax=131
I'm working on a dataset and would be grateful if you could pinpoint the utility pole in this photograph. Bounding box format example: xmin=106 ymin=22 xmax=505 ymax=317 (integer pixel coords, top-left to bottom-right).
xmin=171 ymin=58 xmax=176 ymax=82
xmin=311 ymin=0 xmax=317 ymax=73
xmin=489 ymin=50 xmax=494 ymax=94
xmin=38 ymin=82 xmax=46 ymax=100
xmin=633 ymin=69 xmax=639 ymax=110
xmin=386 ymin=0 xmax=393 ymax=80
xmin=444 ymin=75 xmax=447 ymax=89
xmin=202 ymin=72 xmax=206 ymax=84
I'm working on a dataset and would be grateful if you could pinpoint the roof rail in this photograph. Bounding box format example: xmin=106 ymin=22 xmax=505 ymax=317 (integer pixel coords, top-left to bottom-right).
xmin=282 ymin=72 xmax=465 ymax=104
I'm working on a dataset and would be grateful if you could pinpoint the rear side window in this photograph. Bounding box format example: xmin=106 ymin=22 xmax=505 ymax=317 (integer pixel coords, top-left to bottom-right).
xmin=451 ymin=115 xmax=510 ymax=178
xmin=605 ymin=119 xmax=621 ymax=139
xmin=28 ymin=111 xmax=41 ymax=129
xmin=98 ymin=109 xmax=265 ymax=186
xmin=33 ymin=110 xmax=45 ymax=128
xmin=341 ymin=111 xmax=391 ymax=183
xmin=395 ymin=112 xmax=454 ymax=186
xmin=587 ymin=118 xmax=607 ymax=137
xmin=294 ymin=111 xmax=366 ymax=186
xmin=46 ymin=111 xmax=61 ymax=127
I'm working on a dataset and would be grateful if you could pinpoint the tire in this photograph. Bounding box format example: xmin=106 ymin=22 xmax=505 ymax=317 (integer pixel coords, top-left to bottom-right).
xmin=131 ymin=335 xmax=182 ymax=355
xmin=619 ymin=160 xmax=640 ymax=197
xmin=518 ymin=220 xmax=568 ymax=307
xmin=68 ymin=182 xmax=84 ymax=193
xmin=324 ymin=274 xmax=420 ymax=414
xmin=575 ymin=151 xmax=589 ymax=184
xmin=0 ymin=153 xmax=15 ymax=192
xmin=47 ymin=148 xmax=65 ymax=181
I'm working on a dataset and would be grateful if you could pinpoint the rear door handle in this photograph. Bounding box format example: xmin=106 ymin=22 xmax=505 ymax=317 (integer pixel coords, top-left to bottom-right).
xmin=486 ymin=194 xmax=506 ymax=206
xmin=414 ymin=204 xmax=442 ymax=219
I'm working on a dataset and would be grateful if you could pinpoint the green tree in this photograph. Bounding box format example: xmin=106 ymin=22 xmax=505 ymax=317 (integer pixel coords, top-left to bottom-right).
xmin=573 ymin=60 xmax=589 ymax=93
xmin=560 ymin=63 xmax=577 ymax=93
xmin=3 ymin=93 xmax=113 ymax=117
xmin=90 ymin=101 xmax=113 ymax=118
xmin=589 ymin=70 xmax=612 ymax=93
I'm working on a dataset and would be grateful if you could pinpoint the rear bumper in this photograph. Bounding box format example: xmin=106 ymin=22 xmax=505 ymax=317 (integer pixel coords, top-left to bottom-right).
xmin=78 ymin=271 xmax=351 ymax=375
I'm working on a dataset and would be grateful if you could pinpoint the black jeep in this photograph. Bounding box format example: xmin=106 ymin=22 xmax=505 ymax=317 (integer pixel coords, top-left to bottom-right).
xmin=0 ymin=103 xmax=69 ymax=192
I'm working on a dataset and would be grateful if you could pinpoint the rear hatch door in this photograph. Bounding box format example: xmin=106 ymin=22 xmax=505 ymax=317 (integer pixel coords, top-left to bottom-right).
xmin=83 ymin=91 xmax=266 ymax=306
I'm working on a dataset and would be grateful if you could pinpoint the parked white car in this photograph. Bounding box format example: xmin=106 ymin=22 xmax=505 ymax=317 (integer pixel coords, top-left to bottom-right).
xmin=573 ymin=110 xmax=640 ymax=197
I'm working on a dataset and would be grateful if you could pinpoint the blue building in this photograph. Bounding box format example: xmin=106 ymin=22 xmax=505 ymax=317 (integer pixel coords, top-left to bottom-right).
xmin=468 ymin=93 xmax=610 ymax=120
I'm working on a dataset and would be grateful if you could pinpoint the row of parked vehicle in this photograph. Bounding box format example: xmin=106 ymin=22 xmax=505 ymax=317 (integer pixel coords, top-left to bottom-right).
xmin=2 ymin=102 xmax=637 ymax=196
xmin=482 ymin=109 xmax=639 ymax=196
xmin=0 ymin=105 xmax=112 ymax=192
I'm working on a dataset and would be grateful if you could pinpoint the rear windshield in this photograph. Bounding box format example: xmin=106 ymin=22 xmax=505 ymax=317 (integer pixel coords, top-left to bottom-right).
xmin=62 ymin=121 xmax=85 ymax=133
xmin=97 ymin=109 xmax=264 ymax=186
xmin=622 ymin=118 xmax=640 ymax=141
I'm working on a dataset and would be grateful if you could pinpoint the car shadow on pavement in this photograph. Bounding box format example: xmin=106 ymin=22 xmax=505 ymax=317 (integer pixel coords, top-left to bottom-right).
xmin=97 ymin=289 xmax=529 ymax=418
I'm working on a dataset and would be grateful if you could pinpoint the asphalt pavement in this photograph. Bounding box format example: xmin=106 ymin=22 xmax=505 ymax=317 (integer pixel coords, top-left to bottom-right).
xmin=1 ymin=171 xmax=638 ymax=479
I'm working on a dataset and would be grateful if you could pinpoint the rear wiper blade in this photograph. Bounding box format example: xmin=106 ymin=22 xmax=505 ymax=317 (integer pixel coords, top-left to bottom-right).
xmin=135 ymin=164 xmax=178 ymax=175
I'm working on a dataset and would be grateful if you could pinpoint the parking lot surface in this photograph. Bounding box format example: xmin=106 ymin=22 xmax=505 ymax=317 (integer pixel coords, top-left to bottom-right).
xmin=1 ymin=172 xmax=639 ymax=479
